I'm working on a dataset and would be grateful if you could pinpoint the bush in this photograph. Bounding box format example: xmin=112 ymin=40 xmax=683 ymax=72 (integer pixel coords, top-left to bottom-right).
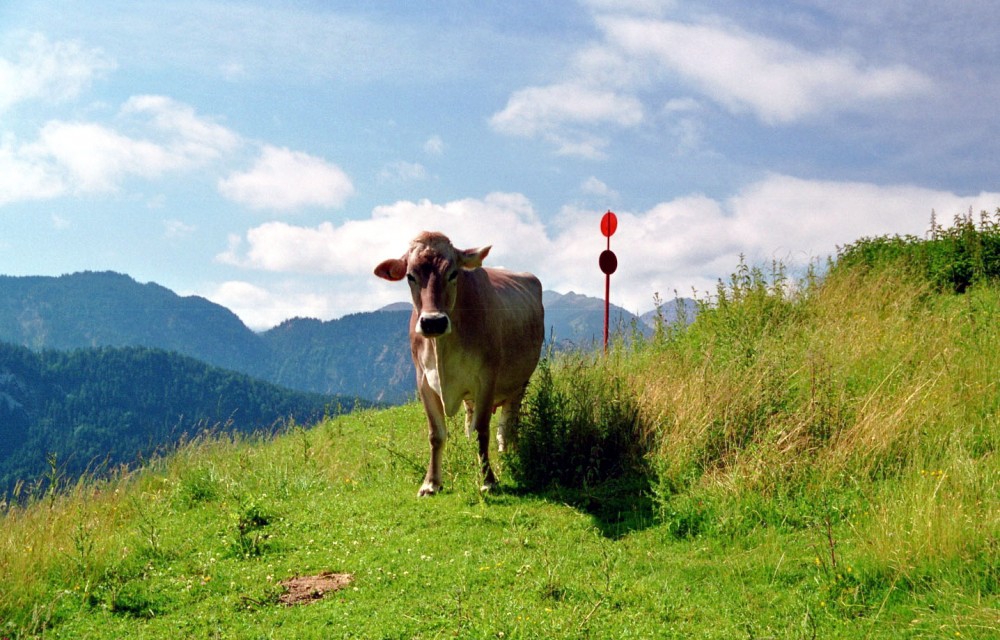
xmin=836 ymin=208 xmax=1000 ymax=293
xmin=509 ymin=353 xmax=651 ymax=493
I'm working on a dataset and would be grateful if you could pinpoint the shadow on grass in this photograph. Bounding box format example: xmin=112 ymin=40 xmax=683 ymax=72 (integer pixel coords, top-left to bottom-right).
xmin=504 ymin=474 xmax=658 ymax=540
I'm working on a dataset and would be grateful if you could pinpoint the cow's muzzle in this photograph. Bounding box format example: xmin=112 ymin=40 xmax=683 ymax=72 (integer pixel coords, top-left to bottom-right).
xmin=417 ymin=312 xmax=451 ymax=337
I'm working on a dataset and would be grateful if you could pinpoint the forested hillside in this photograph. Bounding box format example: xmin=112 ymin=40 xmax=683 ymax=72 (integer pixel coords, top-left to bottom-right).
xmin=0 ymin=343 xmax=344 ymax=495
xmin=258 ymin=311 xmax=413 ymax=403
xmin=0 ymin=272 xmax=268 ymax=375
xmin=0 ymin=271 xmax=679 ymax=403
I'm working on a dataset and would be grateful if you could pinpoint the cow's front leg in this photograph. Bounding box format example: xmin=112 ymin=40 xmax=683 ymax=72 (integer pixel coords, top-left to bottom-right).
xmin=471 ymin=392 xmax=497 ymax=492
xmin=418 ymin=384 xmax=448 ymax=497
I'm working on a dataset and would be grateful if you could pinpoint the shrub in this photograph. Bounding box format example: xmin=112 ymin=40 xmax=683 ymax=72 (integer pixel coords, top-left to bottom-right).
xmin=509 ymin=352 xmax=651 ymax=493
xmin=836 ymin=208 xmax=1000 ymax=292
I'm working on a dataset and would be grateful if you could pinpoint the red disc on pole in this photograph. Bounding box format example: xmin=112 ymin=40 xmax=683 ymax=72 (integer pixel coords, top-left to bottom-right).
xmin=600 ymin=211 xmax=618 ymax=238
xmin=599 ymin=249 xmax=618 ymax=275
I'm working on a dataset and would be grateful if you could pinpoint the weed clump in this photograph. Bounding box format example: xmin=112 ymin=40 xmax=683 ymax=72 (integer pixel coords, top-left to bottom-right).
xmin=509 ymin=352 xmax=651 ymax=493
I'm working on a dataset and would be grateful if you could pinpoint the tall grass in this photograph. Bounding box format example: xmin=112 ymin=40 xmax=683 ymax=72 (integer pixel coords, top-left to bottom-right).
xmin=515 ymin=213 xmax=999 ymax=606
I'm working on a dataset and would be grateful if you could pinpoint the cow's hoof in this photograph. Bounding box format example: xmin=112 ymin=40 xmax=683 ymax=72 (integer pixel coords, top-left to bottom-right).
xmin=418 ymin=482 xmax=441 ymax=497
xmin=480 ymin=479 xmax=498 ymax=493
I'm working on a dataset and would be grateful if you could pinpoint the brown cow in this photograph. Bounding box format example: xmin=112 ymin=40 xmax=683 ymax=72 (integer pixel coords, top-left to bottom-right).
xmin=374 ymin=231 xmax=544 ymax=496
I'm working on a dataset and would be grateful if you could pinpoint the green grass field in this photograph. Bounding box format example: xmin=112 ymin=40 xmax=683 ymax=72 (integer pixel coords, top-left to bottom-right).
xmin=2 ymin=217 xmax=998 ymax=638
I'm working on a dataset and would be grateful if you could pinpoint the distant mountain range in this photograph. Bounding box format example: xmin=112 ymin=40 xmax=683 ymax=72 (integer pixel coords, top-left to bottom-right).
xmin=0 ymin=271 xmax=695 ymax=404
xmin=0 ymin=271 xmax=695 ymax=492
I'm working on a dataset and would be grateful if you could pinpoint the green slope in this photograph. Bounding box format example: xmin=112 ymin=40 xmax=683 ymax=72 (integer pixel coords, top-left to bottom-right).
xmin=1 ymin=216 xmax=997 ymax=638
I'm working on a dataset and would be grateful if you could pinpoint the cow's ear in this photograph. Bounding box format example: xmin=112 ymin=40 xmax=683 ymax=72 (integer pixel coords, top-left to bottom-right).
xmin=458 ymin=245 xmax=491 ymax=270
xmin=374 ymin=258 xmax=407 ymax=281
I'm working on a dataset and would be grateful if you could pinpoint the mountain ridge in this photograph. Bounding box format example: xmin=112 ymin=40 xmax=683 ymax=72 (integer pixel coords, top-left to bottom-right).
xmin=0 ymin=271 xmax=694 ymax=403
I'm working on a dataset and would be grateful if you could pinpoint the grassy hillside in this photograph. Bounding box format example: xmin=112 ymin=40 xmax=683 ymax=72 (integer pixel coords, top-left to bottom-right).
xmin=1 ymin=215 xmax=997 ymax=638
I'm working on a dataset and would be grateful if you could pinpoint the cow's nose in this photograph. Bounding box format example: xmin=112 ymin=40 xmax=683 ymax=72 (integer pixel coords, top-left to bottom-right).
xmin=418 ymin=312 xmax=451 ymax=337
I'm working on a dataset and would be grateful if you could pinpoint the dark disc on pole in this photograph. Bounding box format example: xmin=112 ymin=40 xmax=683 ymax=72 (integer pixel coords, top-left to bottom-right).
xmin=599 ymin=249 xmax=618 ymax=275
xmin=600 ymin=211 xmax=618 ymax=237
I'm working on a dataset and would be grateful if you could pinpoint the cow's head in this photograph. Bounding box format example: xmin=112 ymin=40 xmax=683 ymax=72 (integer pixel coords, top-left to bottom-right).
xmin=374 ymin=232 xmax=491 ymax=337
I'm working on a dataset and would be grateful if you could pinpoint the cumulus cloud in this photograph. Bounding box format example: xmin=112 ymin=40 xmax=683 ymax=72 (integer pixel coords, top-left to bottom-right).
xmin=217 ymin=192 xmax=549 ymax=276
xmin=0 ymin=135 xmax=64 ymax=205
xmin=31 ymin=120 xmax=186 ymax=192
xmin=489 ymin=83 xmax=644 ymax=158
xmin=202 ymin=280 xmax=342 ymax=330
xmin=490 ymin=7 xmax=933 ymax=155
xmin=592 ymin=176 xmax=1000 ymax=310
xmin=598 ymin=16 xmax=932 ymax=124
xmin=218 ymin=178 xmax=1000 ymax=323
xmin=218 ymin=145 xmax=354 ymax=211
xmin=0 ymin=33 xmax=115 ymax=113
xmin=1 ymin=95 xmax=241 ymax=201
xmin=122 ymin=95 xmax=241 ymax=162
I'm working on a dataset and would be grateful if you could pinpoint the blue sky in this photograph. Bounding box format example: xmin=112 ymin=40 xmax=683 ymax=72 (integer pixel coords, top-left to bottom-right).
xmin=2 ymin=1 xmax=999 ymax=329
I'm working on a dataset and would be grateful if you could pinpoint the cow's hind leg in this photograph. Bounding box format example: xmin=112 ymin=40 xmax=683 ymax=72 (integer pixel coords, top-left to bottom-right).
xmin=471 ymin=392 xmax=498 ymax=492
xmin=463 ymin=399 xmax=474 ymax=439
xmin=418 ymin=385 xmax=448 ymax=497
xmin=497 ymin=386 xmax=526 ymax=453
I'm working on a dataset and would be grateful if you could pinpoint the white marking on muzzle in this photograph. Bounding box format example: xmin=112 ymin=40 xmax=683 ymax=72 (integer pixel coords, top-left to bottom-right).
xmin=416 ymin=312 xmax=451 ymax=336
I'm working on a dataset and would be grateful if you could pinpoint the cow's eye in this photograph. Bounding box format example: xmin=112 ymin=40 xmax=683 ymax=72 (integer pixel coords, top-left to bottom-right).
xmin=406 ymin=273 xmax=417 ymax=284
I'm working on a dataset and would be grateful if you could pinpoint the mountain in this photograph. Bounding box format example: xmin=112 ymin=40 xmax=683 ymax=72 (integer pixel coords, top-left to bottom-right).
xmin=259 ymin=311 xmax=413 ymax=404
xmin=0 ymin=342 xmax=342 ymax=494
xmin=543 ymin=290 xmax=697 ymax=346
xmin=0 ymin=272 xmax=693 ymax=405
xmin=544 ymin=290 xmax=648 ymax=346
xmin=0 ymin=272 xmax=269 ymax=376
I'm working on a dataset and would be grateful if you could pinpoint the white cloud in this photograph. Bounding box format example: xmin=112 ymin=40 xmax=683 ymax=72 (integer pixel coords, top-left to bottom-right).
xmin=598 ymin=16 xmax=933 ymax=124
xmin=0 ymin=134 xmax=64 ymax=205
xmin=31 ymin=120 xmax=184 ymax=192
xmin=379 ymin=160 xmax=428 ymax=184
xmin=423 ymin=135 xmax=444 ymax=155
xmin=164 ymin=218 xmax=196 ymax=239
xmin=588 ymin=176 xmax=1000 ymax=310
xmin=581 ymin=176 xmax=618 ymax=199
xmin=218 ymin=145 xmax=354 ymax=211
xmin=202 ymin=281 xmax=333 ymax=330
xmin=218 ymin=192 xmax=549 ymax=276
xmin=489 ymin=83 xmax=644 ymax=158
xmin=490 ymin=8 xmax=933 ymax=156
xmin=122 ymin=95 xmax=241 ymax=162
xmin=1 ymin=95 xmax=241 ymax=201
xmin=216 ymin=178 xmax=1000 ymax=324
xmin=0 ymin=33 xmax=115 ymax=113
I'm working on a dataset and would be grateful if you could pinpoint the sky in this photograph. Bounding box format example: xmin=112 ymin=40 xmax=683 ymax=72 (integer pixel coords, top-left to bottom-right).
xmin=2 ymin=0 xmax=999 ymax=330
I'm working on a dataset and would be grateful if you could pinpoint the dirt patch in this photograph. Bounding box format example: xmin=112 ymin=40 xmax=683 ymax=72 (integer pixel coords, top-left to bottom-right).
xmin=278 ymin=572 xmax=354 ymax=606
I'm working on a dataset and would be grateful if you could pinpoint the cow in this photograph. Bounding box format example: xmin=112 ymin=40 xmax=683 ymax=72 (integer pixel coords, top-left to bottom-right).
xmin=374 ymin=231 xmax=544 ymax=496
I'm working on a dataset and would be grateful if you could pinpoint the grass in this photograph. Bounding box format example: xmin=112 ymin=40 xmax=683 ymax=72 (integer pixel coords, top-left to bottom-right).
xmin=2 ymin=217 xmax=999 ymax=638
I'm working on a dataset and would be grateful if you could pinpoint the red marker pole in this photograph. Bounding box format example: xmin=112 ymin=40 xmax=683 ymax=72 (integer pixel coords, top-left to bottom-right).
xmin=599 ymin=211 xmax=618 ymax=354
